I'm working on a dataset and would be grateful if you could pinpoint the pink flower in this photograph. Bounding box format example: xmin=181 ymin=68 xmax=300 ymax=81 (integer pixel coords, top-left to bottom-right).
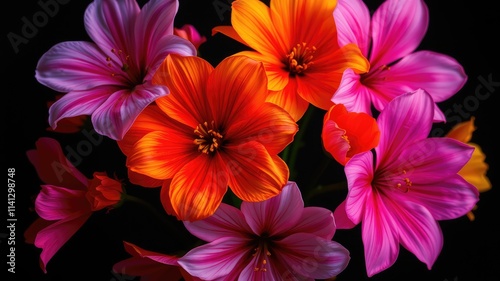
xmin=333 ymin=89 xmax=479 ymax=276
xmin=178 ymin=182 xmax=350 ymax=280
xmin=24 ymin=137 xmax=123 ymax=273
xmin=113 ymin=241 xmax=201 ymax=281
xmin=332 ymin=0 xmax=467 ymax=122
xmin=174 ymin=24 xmax=207 ymax=50
xmin=35 ymin=0 xmax=196 ymax=140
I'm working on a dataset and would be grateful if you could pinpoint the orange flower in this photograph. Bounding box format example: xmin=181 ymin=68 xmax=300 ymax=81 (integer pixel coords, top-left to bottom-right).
xmin=118 ymin=54 xmax=298 ymax=221
xmin=322 ymin=104 xmax=380 ymax=166
xmin=213 ymin=0 xmax=369 ymax=121
xmin=446 ymin=117 xmax=491 ymax=220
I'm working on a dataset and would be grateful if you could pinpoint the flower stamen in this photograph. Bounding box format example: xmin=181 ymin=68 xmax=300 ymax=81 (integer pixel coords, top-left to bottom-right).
xmin=286 ymin=42 xmax=317 ymax=75
xmin=395 ymin=170 xmax=412 ymax=193
xmin=194 ymin=121 xmax=223 ymax=154
xmin=252 ymin=246 xmax=272 ymax=272
xmin=106 ymin=48 xmax=131 ymax=77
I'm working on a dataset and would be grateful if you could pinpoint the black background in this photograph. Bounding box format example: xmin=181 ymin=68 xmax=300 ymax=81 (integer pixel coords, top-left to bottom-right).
xmin=3 ymin=0 xmax=499 ymax=281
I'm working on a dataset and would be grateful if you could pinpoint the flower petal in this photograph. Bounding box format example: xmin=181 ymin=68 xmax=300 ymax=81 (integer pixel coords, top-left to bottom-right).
xmin=48 ymin=85 xmax=116 ymax=132
xmin=459 ymin=143 xmax=492 ymax=192
xmin=266 ymin=79 xmax=310 ymax=121
xmin=169 ymin=154 xmax=229 ymax=221
xmin=331 ymin=68 xmax=373 ymax=115
xmin=392 ymin=138 xmax=479 ymax=220
xmin=144 ymin=35 xmax=197 ymax=82
xmin=359 ymin=191 xmax=400 ymax=277
xmin=178 ymin=237 xmax=248 ymax=280
xmin=322 ymin=104 xmax=379 ymax=165
xmin=373 ymin=199 xmax=442 ymax=273
xmin=270 ymin=0 xmax=337 ymax=49
xmin=334 ymin=0 xmax=371 ymax=56
xmin=24 ymin=218 xmax=52 ymax=245
xmin=285 ymin=207 xmax=336 ymax=239
xmin=127 ymin=130 xmax=197 ymax=181
xmin=240 ymin=181 xmax=302 ymax=236
xmin=207 ymin=55 xmax=268 ymax=126
xmin=222 ymin=141 xmax=288 ymax=203
xmin=175 ymin=24 xmax=207 ymax=50
xmin=90 ymin=83 xmax=168 ymax=140
xmin=157 ymin=180 xmax=180 ymax=219
xmin=122 ymin=241 xmax=179 ymax=265
xmin=35 ymin=42 xmax=121 ymax=92
xmin=128 ymin=170 xmax=164 ymax=188
xmin=34 ymin=213 xmax=92 ymax=273
xmin=344 ymin=151 xmax=374 ymax=225
xmin=211 ymin=25 xmax=247 ymax=46
xmin=384 ymin=51 xmax=467 ymax=101
xmin=118 ymin=105 xmax=177 ymax=156
xmin=274 ymin=233 xmax=350 ymax=279
xmin=370 ymin=50 xmax=467 ymax=121
xmin=446 ymin=117 xmax=476 ymax=143
xmin=239 ymin=259 xmax=283 ymax=281
xmin=376 ymin=89 xmax=434 ymax=163
xmin=134 ymin=0 xmax=180 ymax=63
xmin=369 ymin=0 xmax=429 ymax=68
xmin=236 ymin=50 xmax=289 ymax=91
xmin=298 ymin=43 xmax=369 ymax=110
xmin=113 ymin=256 xmax=182 ymax=281
xmin=183 ymin=203 xmax=252 ymax=242
xmin=84 ymin=0 xmax=139 ymax=57
xmin=154 ymin=54 xmax=214 ymax=128
xmin=231 ymin=0 xmax=286 ymax=56
xmin=26 ymin=137 xmax=88 ymax=189
xmin=35 ymin=185 xmax=90 ymax=221
xmin=226 ymin=102 xmax=297 ymax=155
xmin=322 ymin=119 xmax=350 ymax=165
xmin=332 ymin=200 xmax=357 ymax=229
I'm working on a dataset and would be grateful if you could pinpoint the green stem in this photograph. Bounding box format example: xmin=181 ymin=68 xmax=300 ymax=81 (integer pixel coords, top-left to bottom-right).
xmin=304 ymin=181 xmax=348 ymax=205
xmin=284 ymin=105 xmax=316 ymax=180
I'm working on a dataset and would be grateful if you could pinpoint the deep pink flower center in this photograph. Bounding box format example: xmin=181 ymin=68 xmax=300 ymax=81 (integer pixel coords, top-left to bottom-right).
xmin=374 ymin=168 xmax=413 ymax=193
xmin=360 ymin=64 xmax=390 ymax=85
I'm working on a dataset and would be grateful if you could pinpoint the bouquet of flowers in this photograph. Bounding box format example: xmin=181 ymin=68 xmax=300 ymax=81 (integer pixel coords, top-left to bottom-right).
xmin=14 ymin=0 xmax=495 ymax=280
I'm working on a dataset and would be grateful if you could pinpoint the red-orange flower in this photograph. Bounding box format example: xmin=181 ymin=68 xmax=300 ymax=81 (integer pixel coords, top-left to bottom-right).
xmin=213 ymin=0 xmax=369 ymax=121
xmin=118 ymin=54 xmax=298 ymax=221
xmin=86 ymin=172 xmax=123 ymax=211
xmin=322 ymin=104 xmax=380 ymax=166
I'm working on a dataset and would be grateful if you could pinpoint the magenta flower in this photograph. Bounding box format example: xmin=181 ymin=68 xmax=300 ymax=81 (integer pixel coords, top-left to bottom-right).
xmin=35 ymin=0 xmax=196 ymax=140
xmin=332 ymin=0 xmax=467 ymax=121
xmin=333 ymin=89 xmax=479 ymax=277
xmin=24 ymin=137 xmax=123 ymax=273
xmin=178 ymin=182 xmax=350 ymax=280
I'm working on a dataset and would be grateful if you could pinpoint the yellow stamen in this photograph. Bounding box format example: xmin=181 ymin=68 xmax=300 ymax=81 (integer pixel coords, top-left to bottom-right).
xmin=193 ymin=121 xmax=223 ymax=154
xmin=395 ymin=170 xmax=412 ymax=193
xmin=286 ymin=42 xmax=317 ymax=75
xmin=107 ymin=48 xmax=131 ymax=77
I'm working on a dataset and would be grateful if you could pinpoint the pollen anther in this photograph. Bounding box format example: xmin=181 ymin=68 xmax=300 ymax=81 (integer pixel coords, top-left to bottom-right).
xmin=194 ymin=121 xmax=223 ymax=154
xmin=286 ymin=42 xmax=317 ymax=75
